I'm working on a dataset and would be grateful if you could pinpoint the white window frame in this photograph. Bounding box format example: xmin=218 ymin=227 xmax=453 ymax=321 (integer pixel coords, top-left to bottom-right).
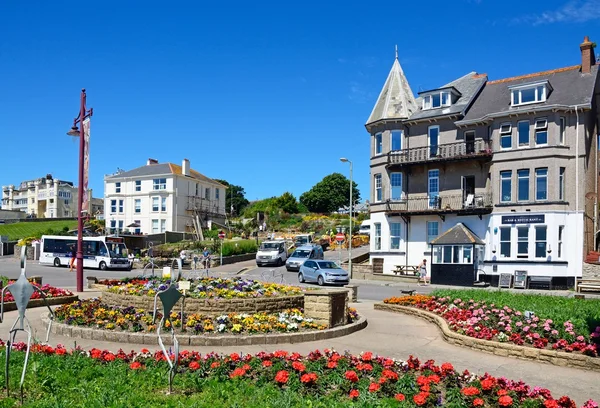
xmin=436 ymin=245 xmax=472 ymax=264
xmin=499 ymin=123 xmax=512 ymax=149
xmin=517 ymin=226 xmax=529 ymax=258
xmin=152 ymin=197 xmax=159 ymax=212
xmin=134 ymin=199 xmax=141 ymax=213
xmin=118 ymin=199 xmax=124 ymax=213
xmin=135 ymin=180 xmax=141 ymax=192
xmin=160 ymin=219 xmax=166 ymax=233
xmin=428 ymin=169 xmax=439 ymax=208
xmin=110 ymin=199 xmax=117 ymax=214
xmin=517 ymin=169 xmax=529 ymax=202
xmin=161 ymin=197 xmax=167 ymax=212
xmin=535 ymin=168 xmax=548 ymax=201
xmin=558 ymin=225 xmax=564 ymax=258
xmin=534 ymin=118 xmax=548 ymax=146
xmin=374 ymin=223 xmax=381 ymax=250
xmin=559 ymin=117 xmax=566 ymax=145
xmin=152 ymin=219 xmax=159 ymax=233
xmin=374 ymin=174 xmax=382 ymax=202
xmin=426 ymin=221 xmax=439 ymax=243
xmin=535 ymin=226 xmax=547 ymax=258
xmin=422 ymin=91 xmax=451 ymax=110
xmin=115 ymin=182 xmax=121 ymax=193
xmin=153 ymin=178 xmax=166 ymax=191
xmin=509 ymin=81 xmax=548 ymax=106
xmin=499 ymin=227 xmax=511 ymax=258
xmin=559 ymin=167 xmax=565 ymax=201
xmin=390 ymin=222 xmax=401 ymax=250
xmin=500 ymin=171 xmax=512 ymax=203
xmin=375 ymin=133 xmax=383 ymax=155
xmin=390 ymin=172 xmax=403 ymax=201
xmin=517 ymin=120 xmax=530 ymax=148
xmin=205 ymin=187 xmax=211 ymax=200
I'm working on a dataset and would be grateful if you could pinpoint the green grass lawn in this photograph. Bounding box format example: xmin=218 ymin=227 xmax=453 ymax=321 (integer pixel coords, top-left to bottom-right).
xmin=0 ymin=220 xmax=77 ymax=241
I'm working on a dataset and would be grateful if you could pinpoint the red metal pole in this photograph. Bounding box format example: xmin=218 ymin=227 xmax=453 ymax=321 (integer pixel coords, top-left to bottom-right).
xmin=75 ymin=89 xmax=86 ymax=292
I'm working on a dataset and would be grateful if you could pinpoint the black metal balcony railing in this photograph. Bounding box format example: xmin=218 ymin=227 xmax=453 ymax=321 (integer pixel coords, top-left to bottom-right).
xmin=379 ymin=193 xmax=493 ymax=214
xmin=388 ymin=139 xmax=492 ymax=166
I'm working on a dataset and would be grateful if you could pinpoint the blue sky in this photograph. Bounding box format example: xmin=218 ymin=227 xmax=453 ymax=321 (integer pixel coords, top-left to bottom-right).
xmin=0 ymin=0 xmax=598 ymax=203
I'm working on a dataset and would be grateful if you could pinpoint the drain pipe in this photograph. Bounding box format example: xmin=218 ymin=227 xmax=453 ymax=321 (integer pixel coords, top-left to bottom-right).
xmin=575 ymin=106 xmax=581 ymax=265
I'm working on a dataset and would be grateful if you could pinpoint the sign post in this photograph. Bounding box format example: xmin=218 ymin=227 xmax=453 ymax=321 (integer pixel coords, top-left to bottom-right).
xmin=335 ymin=232 xmax=345 ymax=266
xmin=218 ymin=230 xmax=225 ymax=266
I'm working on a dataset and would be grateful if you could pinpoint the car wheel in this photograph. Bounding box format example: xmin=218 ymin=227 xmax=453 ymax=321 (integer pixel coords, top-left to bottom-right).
xmin=298 ymin=273 xmax=305 ymax=283
xmin=317 ymin=275 xmax=324 ymax=286
xmin=53 ymin=258 xmax=61 ymax=267
xmin=285 ymin=266 xmax=290 ymax=272
xmin=99 ymin=261 xmax=107 ymax=271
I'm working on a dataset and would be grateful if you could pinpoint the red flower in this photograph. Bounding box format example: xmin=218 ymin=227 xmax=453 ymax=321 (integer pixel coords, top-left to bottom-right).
xmin=481 ymin=378 xmax=495 ymax=391
xmin=189 ymin=361 xmax=200 ymax=371
xmin=275 ymin=370 xmax=289 ymax=384
xmin=499 ymin=395 xmax=513 ymax=406
xmin=441 ymin=362 xmax=454 ymax=372
xmin=381 ymin=369 xmax=398 ymax=381
xmin=544 ymin=400 xmax=559 ymax=408
xmin=361 ymin=351 xmax=373 ymax=361
xmin=273 ymin=350 xmax=288 ymax=358
xmin=349 ymin=389 xmax=360 ymax=399
xmin=241 ymin=364 xmax=251 ymax=371
xmin=557 ymin=396 xmax=577 ymax=408
xmin=428 ymin=374 xmax=441 ymax=384
xmin=413 ymin=392 xmax=429 ymax=406
xmin=292 ymin=361 xmax=305 ymax=372
xmin=90 ymin=349 xmax=102 ymax=359
xmin=395 ymin=393 xmax=406 ymax=402
xmin=129 ymin=362 xmax=143 ymax=370
xmin=417 ymin=376 xmax=430 ymax=386
xmin=230 ymin=368 xmax=246 ymax=378
xmin=230 ymin=353 xmax=240 ymax=361
xmin=498 ymin=390 xmax=508 ymax=396
xmin=262 ymin=360 xmax=273 ymax=367
xmin=55 ymin=348 xmax=67 ymax=356
xmin=103 ymin=353 xmax=116 ymax=362
xmin=327 ymin=361 xmax=337 ymax=369
xmin=345 ymin=370 xmax=359 ymax=383
xmin=300 ymin=373 xmax=318 ymax=384
xmin=473 ymin=398 xmax=484 ymax=407
xmin=140 ymin=348 xmax=150 ymax=353
xmin=210 ymin=361 xmax=220 ymax=369
xmin=368 ymin=383 xmax=380 ymax=393
xmin=462 ymin=387 xmax=481 ymax=396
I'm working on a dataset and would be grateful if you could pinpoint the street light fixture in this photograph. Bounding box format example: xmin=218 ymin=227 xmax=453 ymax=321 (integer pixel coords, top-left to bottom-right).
xmin=339 ymin=157 xmax=353 ymax=279
xmin=67 ymin=89 xmax=93 ymax=293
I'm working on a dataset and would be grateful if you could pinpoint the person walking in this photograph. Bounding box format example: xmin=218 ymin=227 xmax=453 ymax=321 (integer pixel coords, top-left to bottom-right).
xmin=418 ymin=259 xmax=429 ymax=286
xmin=192 ymin=252 xmax=199 ymax=270
xmin=69 ymin=246 xmax=76 ymax=272
xmin=202 ymin=247 xmax=211 ymax=276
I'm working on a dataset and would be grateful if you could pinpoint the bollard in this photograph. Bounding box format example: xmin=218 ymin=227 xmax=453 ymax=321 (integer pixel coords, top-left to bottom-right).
xmin=87 ymin=276 xmax=98 ymax=289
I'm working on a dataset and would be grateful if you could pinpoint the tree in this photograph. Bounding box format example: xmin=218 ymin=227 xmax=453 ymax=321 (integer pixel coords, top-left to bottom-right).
xmin=215 ymin=179 xmax=250 ymax=216
xmin=300 ymin=173 xmax=360 ymax=214
xmin=276 ymin=192 xmax=299 ymax=214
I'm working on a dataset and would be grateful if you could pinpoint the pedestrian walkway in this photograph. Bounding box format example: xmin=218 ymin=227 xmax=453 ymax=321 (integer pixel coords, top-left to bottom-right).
xmin=1 ymin=298 xmax=598 ymax=404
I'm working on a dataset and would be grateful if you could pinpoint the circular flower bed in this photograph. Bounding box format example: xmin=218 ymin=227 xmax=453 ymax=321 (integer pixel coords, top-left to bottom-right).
xmin=100 ymin=277 xmax=304 ymax=299
xmin=1 ymin=283 xmax=73 ymax=302
xmin=2 ymin=341 xmax=597 ymax=407
xmin=55 ymin=299 xmax=360 ymax=335
xmin=384 ymin=295 xmax=600 ymax=357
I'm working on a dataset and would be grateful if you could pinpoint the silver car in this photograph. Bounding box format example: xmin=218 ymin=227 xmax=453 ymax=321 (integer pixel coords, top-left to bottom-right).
xmin=298 ymin=260 xmax=349 ymax=286
xmin=285 ymin=245 xmax=323 ymax=272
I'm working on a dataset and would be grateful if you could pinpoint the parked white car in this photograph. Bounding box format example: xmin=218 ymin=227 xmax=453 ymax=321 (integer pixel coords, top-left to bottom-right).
xmin=256 ymin=240 xmax=288 ymax=267
xmin=358 ymin=219 xmax=370 ymax=235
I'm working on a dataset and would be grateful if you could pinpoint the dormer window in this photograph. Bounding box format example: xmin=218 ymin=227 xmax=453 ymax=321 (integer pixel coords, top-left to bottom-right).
xmin=509 ymin=81 xmax=551 ymax=106
xmin=423 ymin=91 xmax=451 ymax=110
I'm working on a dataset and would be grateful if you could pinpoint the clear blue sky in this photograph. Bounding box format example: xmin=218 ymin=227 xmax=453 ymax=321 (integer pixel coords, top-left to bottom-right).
xmin=1 ymin=0 xmax=598 ymax=203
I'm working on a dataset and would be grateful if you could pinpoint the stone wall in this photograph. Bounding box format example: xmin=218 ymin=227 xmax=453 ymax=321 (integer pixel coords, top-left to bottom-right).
xmin=582 ymin=263 xmax=600 ymax=279
xmin=13 ymin=245 xmax=35 ymax=260
xmin=375 ymin=303 xmax=600 ymax=372
xmin=304 ymin=289 xmax=348 ymax=328
xmin=101 ymin=291 xmax=304 ymax=316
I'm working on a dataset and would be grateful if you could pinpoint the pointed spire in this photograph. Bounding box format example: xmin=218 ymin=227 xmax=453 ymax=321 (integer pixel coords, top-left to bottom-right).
xmin=366 ymin=51 xmax=417 ymax=125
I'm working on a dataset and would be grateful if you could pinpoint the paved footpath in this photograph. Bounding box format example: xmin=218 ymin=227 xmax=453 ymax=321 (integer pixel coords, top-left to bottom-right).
xmin=1 ymin=295 xmax=599 ymax=405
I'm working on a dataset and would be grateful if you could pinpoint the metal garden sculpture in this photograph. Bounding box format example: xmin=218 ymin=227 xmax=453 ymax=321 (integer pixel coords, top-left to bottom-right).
xmin=1 ymin=246 xmax=54 ymax=402
xmin=152 ymin=272 xmax=184 ymax=394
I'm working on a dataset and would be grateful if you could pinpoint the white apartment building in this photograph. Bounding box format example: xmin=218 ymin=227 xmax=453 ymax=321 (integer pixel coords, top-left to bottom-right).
xmin=103 ymin=158 xmax=226 ymax=235
xmin=1 ymin=175 xmax=78 ymax=218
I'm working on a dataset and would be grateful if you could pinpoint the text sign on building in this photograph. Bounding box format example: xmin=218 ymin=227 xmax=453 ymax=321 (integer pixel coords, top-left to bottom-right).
xmin=501 ymin=214 xmax=545 ymax=224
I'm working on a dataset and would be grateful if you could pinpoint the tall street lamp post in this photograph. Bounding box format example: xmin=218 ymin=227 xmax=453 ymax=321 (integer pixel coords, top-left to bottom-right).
xmin=67 ymin=89 xmax=93 ymax=292
xmin=340 ymin=158 xmax=353 ymax=279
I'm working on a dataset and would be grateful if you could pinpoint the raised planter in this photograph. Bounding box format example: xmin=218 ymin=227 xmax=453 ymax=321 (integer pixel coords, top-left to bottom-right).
xmin=1 ymin=295 xmax=79 ymax=313
xmin=42 ymin=312 xmax=368 ymax=346
xmin=100 ymin=291 xmax=304 ymax=316
xmin=374 ymin=303 xmax=600 ymax=372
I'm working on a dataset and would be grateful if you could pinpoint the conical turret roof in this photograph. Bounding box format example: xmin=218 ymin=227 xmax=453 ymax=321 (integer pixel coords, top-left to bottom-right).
xmin=366 ymin=56 xmax=417 ymax=125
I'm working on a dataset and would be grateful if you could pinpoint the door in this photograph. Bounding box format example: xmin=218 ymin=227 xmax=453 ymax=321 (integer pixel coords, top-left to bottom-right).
xmin=465 ymin=131 xmax=475 ymax=154
xmin=428 ymin=126 xmax=439 ymax=158
xmin=303 ymin=260 xmax=315 ymax=281
xmin=428 ymin=170 xmax=440 ymax=208
xmin=462 ymin=176 xmax=475 ymax=207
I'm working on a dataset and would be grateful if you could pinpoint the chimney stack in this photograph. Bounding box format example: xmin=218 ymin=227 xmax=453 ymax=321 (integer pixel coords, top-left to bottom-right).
xmin=580 ymin=36 xmax=596 ymax=74
xmin=147 ymin=158 xmax=158 ymax=165
xmin=182 ymin=158 xmax=190 ymax=176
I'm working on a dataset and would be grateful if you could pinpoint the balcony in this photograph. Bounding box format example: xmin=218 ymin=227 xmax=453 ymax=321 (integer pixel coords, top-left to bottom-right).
xmin=388 ymin=139 xmax=492 ymax=167
xmin=371 ymin=193 xmax=493 ymax=219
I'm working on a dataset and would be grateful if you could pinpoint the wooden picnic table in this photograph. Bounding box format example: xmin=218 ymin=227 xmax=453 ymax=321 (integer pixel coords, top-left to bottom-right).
xmin=394 ymin=265 xmax=419 ymax=276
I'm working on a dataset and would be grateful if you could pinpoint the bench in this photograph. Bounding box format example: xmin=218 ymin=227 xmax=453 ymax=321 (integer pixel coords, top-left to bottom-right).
xmin=528 ymin=276 xmax=553 ymax=290
xmin=576 ymin=278 xmax=600 ymax=293
xmin=394 ymin=265 xmax=419 ymax=276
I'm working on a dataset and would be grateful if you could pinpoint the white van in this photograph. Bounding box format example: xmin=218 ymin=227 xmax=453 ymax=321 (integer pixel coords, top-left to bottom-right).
xmin=256 ymin=240 xmax=288 ymax=267
xmin=358 ymin=220 xmax=371 ymax=235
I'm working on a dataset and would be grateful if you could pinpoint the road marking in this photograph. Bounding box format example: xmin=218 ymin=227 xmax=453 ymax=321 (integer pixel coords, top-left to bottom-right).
xmin=237 ymin=267 xmax=258 ymax=275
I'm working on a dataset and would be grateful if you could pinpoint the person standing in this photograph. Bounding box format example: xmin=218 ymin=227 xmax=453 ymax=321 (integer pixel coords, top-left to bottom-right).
xmin=418 ymin=259 xmax=429 ymax=286
xmin=192 ymin=252 xmax=199 ymax=270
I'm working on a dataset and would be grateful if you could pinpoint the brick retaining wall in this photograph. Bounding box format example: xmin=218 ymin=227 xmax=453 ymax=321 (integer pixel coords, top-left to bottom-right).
xmin=101 ymin=291 xmax=304 ymax=316
xmin=375 ymin=303 xmax=600 ymax=372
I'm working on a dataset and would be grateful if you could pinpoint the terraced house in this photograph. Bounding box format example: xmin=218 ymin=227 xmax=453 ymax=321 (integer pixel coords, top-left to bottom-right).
xmin=367 ymin=37 xmax=600 ymax=289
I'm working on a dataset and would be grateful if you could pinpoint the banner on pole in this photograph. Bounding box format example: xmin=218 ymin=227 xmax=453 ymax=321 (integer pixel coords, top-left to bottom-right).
xmin=82 ymin=117 xmax=91 ymax=214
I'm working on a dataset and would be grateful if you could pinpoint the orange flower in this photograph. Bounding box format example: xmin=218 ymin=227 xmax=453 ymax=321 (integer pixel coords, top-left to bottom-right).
xmin=129 ymin=362 xmax=143 ymax=370
xmin=300 ymin=373 xmax=318 ymax=384
xmin=345 ymin=370 xmax=359 ymax=383
xmin=229 ymin=368 xmax=246 ymax=378
xmin=499 ymin=395 xmax=513 ymax=406
xmin=481 ymin=378 xmax=495 ymax=391
xmin=368 ymin=383 xmax=380 ymax=393
xmin=413 ymin=392 xmax=429 ymax=406
xmin=189 ymin=361 xmax=200 ymax=370
xmin=210 ymin=361 xmax=220 ymax=369
xmin=292 ymin=361 xmax=305 ymax=372
xmin=473 ymin=398 xmax=484 ymax=407
xmin=327 ymin=361 xmax=337 ymax=369
xmin=462 ymin=387 xmax=481 ymax=396
xmin=395 ymin=393 xmax=406 ymax=401
xmin=275 ymin=370 xmax=289 ymax=384
xmin=103 ymin=353 xmax=116 ymax=362
xmin=262 ymin=360 xmax=273 ymax=367
xmin=349 ymin=389 xmax=360 ymax=399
